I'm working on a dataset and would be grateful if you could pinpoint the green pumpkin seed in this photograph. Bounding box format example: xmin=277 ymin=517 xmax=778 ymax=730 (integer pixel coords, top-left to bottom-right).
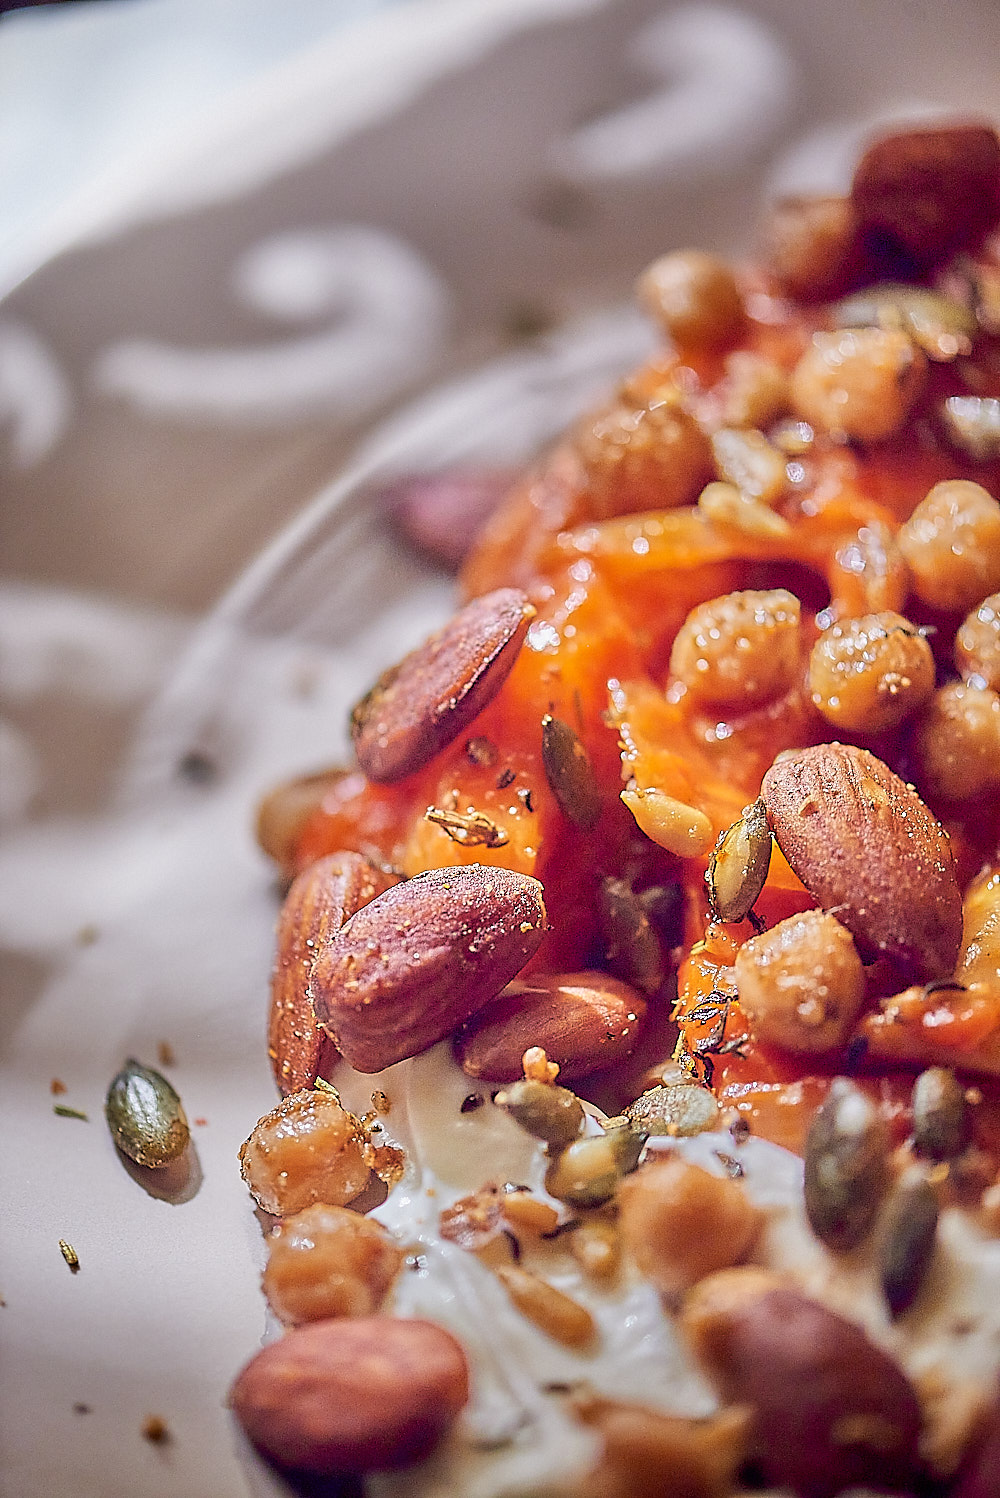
xmin=597 ymin=876 xmax=664 ymax=995
xmin=880 ymin=1168 xmax=939 ymax=1319
xmin=540 ymin=715 xmax=602 ymax=832
xmin=626 ymin=1083 xmax=720 ymax=1137
xmin=707 ymin=798 xmax=772 ymax=923
xmin=833 ymin=283 xmax=977 ymax=361
xmin=911 ymin=1067 xmax=970 ymax=1161
xmin=494 ymin=1078 xmax=585 ymax=1153
xmin=804 ymin=1079 xmax=889 ymax=1251
xmin=105 ymin=1058 xmax=190 ymax=1168
xmin=939 ymin=395 xmax=1000 ymax=461
xmin=544 ymin=1126 xmax=644 ymax=1208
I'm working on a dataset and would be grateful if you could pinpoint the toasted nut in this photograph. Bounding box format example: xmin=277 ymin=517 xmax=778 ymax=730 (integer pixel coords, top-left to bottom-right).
xmin=880 ymin=1167 xmax=939 ymax=1320
xmin=104 ymin=1059 xmax=189 ymax=1169
xmin=574 ymin=1395 xmax=750 ymax=1498
xmin=680 ymin=1266 xmax=790 ymax=1367
xmin=760 ymin=194 xmax=864 ymax=301
xmin=239 ymin=1089 xmax=370 ymax=1217
xmin=685 ymin=1284 xmax=922 ymax=1497
xmin=229 ymin=1317 xmax=469 ymax=1474
xmin=734 ymin=910 xmax=866 ymax=1055
xmin=262 ymin=1205 xmax=403 ymax=1326
xmin=626 ymin=1083 xmax=720 ymax=1138
xmin=621 ymin=786 xmax=714 ymax=859
xmin=545 ymin=1129 xmax=644 ymax=1208
xmin=569 ymin=1218 xmax=621 ymax=1281
xmin=256 ymin=767 xmax=349 ymax=872
xmin=707 ymin=799 xmax=772 ymax=924
xmin=941 ymin=396 xmax=1000 ymax=462
xmin=312 ymin=865 xmax=547 ymax=1073
xmin=790 ymin=327 xmax=926 ymax=443
xmin=618 ymin=1157 xmax=761 ymax=1298
xmin=715 ymin=351 xmax=790 ymax=430
xmin=760 ymin=743 xmax=963 ymax=981
xmin=637 ymin=251 xmax=744 ymax=350
xmin=269 ymin=853 xmax=398 ymax=1094
xmin=494 ymin=1264 xmax=596 ymax=1347
xmin=455 ymin=971 xmax=647 ymax=1083
xmin=807 ymin=611 xmax=936 ymax=734
xmin=387 ymin=468 xmax=516 ymax=571
xmin=952 ymin=1382 xmax=1000 ymax=1498
xmin=440 ymin=1184 xmax=503 ymax=1252
xmin=851 ymin=123 xmax=1000 ymax=266
xmin=350 ymin=588 xmax=534 ymax=783
xmin=597 ymin=877 xmax=665 ymax=995
xmin=697 ymin=480 xmax=791 ymax=538
xmin=494 ymin=1078 xmax=585 ymax=1152
xmin=711 ymin=426 xmax=788 ymax=506
xmin=834 ymin=283 xmax=977 ymax=361
xmin=804 ymin=1079 xmax=890 ymax=1251
xmin=911 ymin=1067 xmax=971 ymax=1161
xmin=499 ymin=1191 xmax=559 ymax=1236
xmin=540 ymin=714 xmax=602 ymax=831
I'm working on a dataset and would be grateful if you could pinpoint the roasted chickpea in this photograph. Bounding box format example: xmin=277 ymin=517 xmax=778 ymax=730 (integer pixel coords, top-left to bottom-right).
xmin=263 ymin=1204 xmax=403 ymax=1326
xmin=734 ymin=909 xmax=866 ymax=1054
xmin=576 ymin=388 xmax=712 ymax=518
xmin=711 ymin=427 xmax=788 ymax=506
xmin=669 ymin=589 xmax=801 ymax=708
xmin=716 ymin=351 xmax=790 ymax=429
xmin=637 ymin=250 xmax=744 ymax=351
xmin=955 ymin=593 xmax=1000 ymax=689
xmin=239 ymin=1090 xmax=370 ymax=1217
xmin=760 ymin=194 xmax=863 ymax=301
xmin=808 ymin=611 xmax=935 ymax=732
xmin=790 ymin=327 xmax=926 ymax=443
xmin=898 ymin=481 xmax=1000 ymax=613
xmin=618 ymin=1156 xmax=761 ymax=1298
xmin=912 ymin=681 xmax=1000 ymax=802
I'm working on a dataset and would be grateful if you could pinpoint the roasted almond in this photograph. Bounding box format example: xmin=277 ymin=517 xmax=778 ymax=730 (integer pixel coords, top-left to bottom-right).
xmin=350 ymin=588 xmax=534 ymax=782
xmin=760 ymin=743 xmax=962 ymax=981
xmin=454 ymin=971 xmax=646 ymax=1082
xmin=312 ymin=864 xmax=547 ymax=1072
xmin=269 ymin=853 xmax=399 ymax=1094
xmin=851 ymin=123 xmax=1000 ymax=267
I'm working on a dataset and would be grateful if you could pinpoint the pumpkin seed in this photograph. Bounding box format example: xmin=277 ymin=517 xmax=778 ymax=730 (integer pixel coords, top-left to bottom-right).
xmin=911 ymin=1067 xmax=970 ymax=1161
xmin=939 ymin=395 xmax=1000 ymax=461
xmin=494 ymin=1078 xmax=584 ymax=1153
xmin=626 ymin=1082 xmax=720 ymax=1137
xmin=540 ymin=714 xmax=602 ymax=831
xmin=597 ymin=877 xmax=664 ymax=995
xmin=544 ymin=1126 xmax=644 ymax=1208
xmin=105 ymin=1058 xmax=190 ymax=1168
xmin=880 ymin=1168 xmax=939 ymax=1319
xmin=804 ymin=1079 xmax=890 ymax=1251
xmin=707 ymin=798 xmax=772 ymax=923
xmin=833 ymin=283 xmax=977 ymax=360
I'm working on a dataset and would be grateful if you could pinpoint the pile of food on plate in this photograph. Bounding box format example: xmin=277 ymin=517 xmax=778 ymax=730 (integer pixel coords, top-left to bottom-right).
xmin=231 ymin=121 xmax=1000 ymax=1497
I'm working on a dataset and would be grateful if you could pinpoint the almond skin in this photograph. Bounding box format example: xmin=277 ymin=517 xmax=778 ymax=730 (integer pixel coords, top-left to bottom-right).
xmin=350 ymin=587 xmax=534 ymax=783
xmin=229 ymin=1316 xmax=469 ymax=1474
xmin=312 ymin=864 xmax=547 ymax=1073
xmin=761 ymin=743 xmax=962 ymax=981
xmin=269 ymin=853 xmax=399 ymax=1094
xmin=454 ymin=971 xmax=647 ymax=1082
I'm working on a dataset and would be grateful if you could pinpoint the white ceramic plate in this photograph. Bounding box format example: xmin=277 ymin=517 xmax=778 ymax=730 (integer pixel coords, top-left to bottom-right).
xmin=2 ymin=2 xmax=1000 ymax=1495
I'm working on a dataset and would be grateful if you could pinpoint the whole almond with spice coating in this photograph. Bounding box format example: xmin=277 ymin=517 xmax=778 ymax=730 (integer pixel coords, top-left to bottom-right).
xmin=760 ymin=743 xmax=962 ymax=982
xmin=312 ymin=863 xmax=547 ymax=1072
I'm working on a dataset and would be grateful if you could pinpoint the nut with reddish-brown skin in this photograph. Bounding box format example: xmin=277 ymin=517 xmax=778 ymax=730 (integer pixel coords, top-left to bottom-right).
xmin=312 ymin=864 xmax=547 ymax=1073
xmin=387 ymin=469 xmax=518 ymax=572
xmin=851 ymin=123 xmax=1000 ymax=267
xmin=229 ymin=1316 xmax=469 ymax=1475
xmin=760 ymin=194 xmax=866 ymax=301
xmin=454 ymin=971 xmax=647 ymax=1082
xmin=682 ymin=1282 xmax=923 ymax=1498
xmin=349 ymin=587 xmax=535 ymax=783
xmin=269 ymin=853 xmax=400 ymax=1094
xmin=953 ymin=1380 xmax=1000 ymax=1498
xmin=760 ymin=743 xmax=963 ymax=982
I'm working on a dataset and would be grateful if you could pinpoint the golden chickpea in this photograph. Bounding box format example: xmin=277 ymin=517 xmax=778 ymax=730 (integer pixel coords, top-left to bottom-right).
xmin=898 ymin=481 xmax=1000 ymax=613
xmin=636 ymin=251 xmax=744 ymax=351
xmin=790 ymin=327 xmax=926 ymax=443
xmin=808 ymin=611 xmax=935 ymax=732
xmin=955 ymin=593 xmax=1000 ymax=689
xmin=618 ymin=1156 xmax=761 ymax=1298
xmin=760 ymin=194 xmax=863 ymax=301
xmin=576 ymin=388 xmax=712 ymax=518
xmin=669 ymin=589 xmax=802 ymax=708
xmin=912 ymin=681 xmax=1000 ymax=802
xmin=733 ymin=909 xmax=866 ymax=1054
xmin=716 ymin=351 xmax=790 ymax=429
xmin=239 ymin=1090 xmax=370 ymax=1217
xmin=263 ymin=1204 xmax=403 ymax=1326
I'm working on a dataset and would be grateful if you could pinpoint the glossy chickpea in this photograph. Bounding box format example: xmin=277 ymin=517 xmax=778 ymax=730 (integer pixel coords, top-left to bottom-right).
xmin=576 ymin=388 xmax=713 ymax=519
xmin=669 ymin=589 xmax=802 ymax=709
xmin=790 ymin=327 xmax=926 ymax=443
xmin=263 ymin=1204 xmax=403 ymax=1326
xmin=898 ymin=481 xmax=1000 ymax=613
xmin=808 ymin=611 xmax=935 ymax=732
xmin=955 ymin=593 xmax=1000 ymax=689
xmin=734 ymin=909 xmax=866 ymax=1054
xmin=618 ymin=1156 xmax=761 ymax=1298
xmin=760 ymin=194 xmax=863 ymax=301
xmin=637 ymin=251 xmax=744 ymax=351
xmin=239 ymin=1090 xmax=370 ymax=1217
xmin=716 ymin=351 xmax=790 ymax=430
xmin=912 ymin=681 xmax=1000 ymax=802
